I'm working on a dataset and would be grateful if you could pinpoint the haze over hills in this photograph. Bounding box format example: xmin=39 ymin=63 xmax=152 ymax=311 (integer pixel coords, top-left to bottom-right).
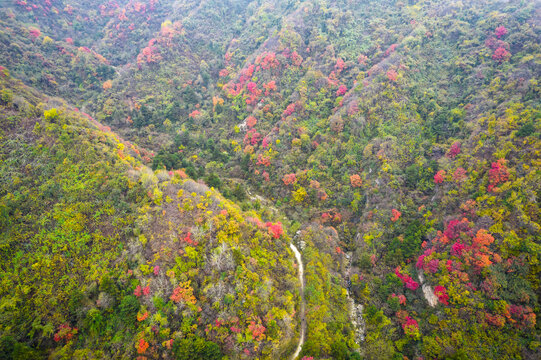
xmin=0 ymin=0 xmax=540 ymax=359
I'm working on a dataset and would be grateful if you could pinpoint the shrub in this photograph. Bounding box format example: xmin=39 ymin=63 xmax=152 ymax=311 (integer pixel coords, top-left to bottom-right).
xmin=44 ymin=108 xmax=59 ymax=121
xmin=119 ymin=295 xmax=140 ymax=324
xmin=172 ymin=336 xmax=222 ymax=360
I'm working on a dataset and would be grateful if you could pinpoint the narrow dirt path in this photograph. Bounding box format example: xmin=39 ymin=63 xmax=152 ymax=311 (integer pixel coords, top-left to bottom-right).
xmin=289 ymin=243 xmax=305 ymax=360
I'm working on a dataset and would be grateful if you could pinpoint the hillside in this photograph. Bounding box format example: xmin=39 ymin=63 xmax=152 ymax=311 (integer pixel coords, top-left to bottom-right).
xmin=1 ymin=1 xmax=540 ymax=359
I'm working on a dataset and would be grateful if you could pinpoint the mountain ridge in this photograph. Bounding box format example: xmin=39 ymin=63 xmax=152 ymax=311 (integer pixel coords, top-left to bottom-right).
xmin=1 ymin=1 xmax=540 ymax=359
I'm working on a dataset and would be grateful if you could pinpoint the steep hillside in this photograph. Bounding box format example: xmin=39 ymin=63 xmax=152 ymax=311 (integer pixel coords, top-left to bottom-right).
xmin=1 ymin=0 xmax=540 ymax=359
xmin=0 ymin=72 xmax=303 ymax=359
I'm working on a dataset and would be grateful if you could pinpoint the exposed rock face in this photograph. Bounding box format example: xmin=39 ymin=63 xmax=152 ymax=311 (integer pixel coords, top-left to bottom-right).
xmin=418 ymin=270 xmax=438 ymax=307
xmin=345 ymin=252 xmax=366 ymax=345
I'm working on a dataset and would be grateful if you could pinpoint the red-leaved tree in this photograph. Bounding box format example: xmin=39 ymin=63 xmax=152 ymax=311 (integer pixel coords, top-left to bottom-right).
xmin=493 ymin=47 xmax=511 ymax=63
xmin=495 ymin=26 xmax=508 ymax=39
xmin=488 ymin=158 xmax=509 ymax=191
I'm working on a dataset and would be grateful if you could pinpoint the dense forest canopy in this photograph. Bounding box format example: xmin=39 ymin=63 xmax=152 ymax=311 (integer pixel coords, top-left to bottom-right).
xmin=0 ymin=0 xmax=540 ymax=359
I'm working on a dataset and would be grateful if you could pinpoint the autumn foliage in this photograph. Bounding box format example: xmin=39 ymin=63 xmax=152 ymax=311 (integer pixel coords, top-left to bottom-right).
xmin=488 ymin=158 xmax=509 ymax=191
xmin=189 ymin=110 xmax=201 ymax=118
xmin=434 ymin=170 xmax=446 ymax=184
xmin=434 ymin=286 xmax=449 ymax=305
xmin=493 ymin=47 xmax=511 ymax=62
xmin=266 ymin=222 xmax=284 ymax=239
xmin=395 ymin=267 xmax=419 ymax=290
xmin=170 ymin=281 xmax=197 ymax=305
xmin=386 ymin=69 xmax=398 ymax=82
xmin=246 ymin=116 xmax=257 ymax=128
xmin=447 ymin=141 xmax=461 ymax=158
xmin=495 ymin=26 xmax=508 ymax=39
xmin=402 ymin=317 xmax=420 ymax=338
xmin=336 ymin=85 xmax=347 ymax=96
xmin=102 ymin=80 xmax=113 ymax=90
xmin=282 ymin=173 xmax=297 ymax=185
xmin=350 ymin=174 xmax=362 ymax=188
xmin=53 ymin=324 xmax=77 ymax=343
xmin=136 ymin=339 xmax=149 ymax=354
xmin=391 ymin=209 xmax=401 ymax=222
xmin=137 ymin=311 xmax=149 ymax=322
xmin=28 ymin=27 xmax=41 ymax=40
xmin=2 ymin=1 xmax=539 ymax=359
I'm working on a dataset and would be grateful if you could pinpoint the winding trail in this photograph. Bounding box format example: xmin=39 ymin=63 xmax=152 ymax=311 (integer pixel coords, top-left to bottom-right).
xmin=289 ymin=243 xmax=305 ymax=360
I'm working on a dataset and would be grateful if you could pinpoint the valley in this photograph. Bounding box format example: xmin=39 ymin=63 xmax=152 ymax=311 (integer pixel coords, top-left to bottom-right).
xmin=0 ymin=0 xmax=540 ymax=359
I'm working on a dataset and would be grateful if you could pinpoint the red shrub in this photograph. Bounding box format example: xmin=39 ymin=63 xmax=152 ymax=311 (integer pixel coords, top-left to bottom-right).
xmin=434 ymin=170 xmax=446 ymax=184
xmin=29 ymin=27 xmax=41 ymax=40
xmin=495 ymin=26 xmax=507 ymax=39
xmin=189 ymin=110 xmax=201 ymax=118
xmin=453 ymin=167 xmax=467 ymax=182
xmin=336 ymin=85 xmax=347 ymax=96
xmin=283 ymin=103 xmax=296 ymax=117
xmin=266 ymin=222 xmax=283 ymax=239
xmin=263 ymin=80 xmax=277 ymax=95
xmin=256 ymin=154 xmax=270 ymax=167
xmin=434 ymin=285 xmax=449 ymax=305
xmin=492 ymin=47 xmax=511 ymax=62
xmin=137 ymin=339 xmax=149 ymax=354
xmin=447 ymin=141 xmax=461 ymax=158
xmin=391 ymin=209 xmax=401 ymax=222
xmin=53 ymin=324 xmax=77 ymax=343
xmin=488 ymin=158 xmax=509 ymax=191
xmin=282 ymin=173 xmax=297 ymax=185
xmin=451 ymin=241 xmax=466 ymax=256
xmin=385 ymin=43 xmax=398 ymax=56
xmin=386 ymin=69 xmax=398 ymax=82
xmin=246 ymin=116 xmax=257 ymax=128
xmin=335 ymin=58 xmax=345 ymax=72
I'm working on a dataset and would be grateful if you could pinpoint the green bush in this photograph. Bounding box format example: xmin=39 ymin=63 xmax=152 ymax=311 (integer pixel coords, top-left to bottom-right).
xmin=172 ymin=336 xmax=222 ymax=360
xmin=119 ymin=295 xmax=139 ymax=324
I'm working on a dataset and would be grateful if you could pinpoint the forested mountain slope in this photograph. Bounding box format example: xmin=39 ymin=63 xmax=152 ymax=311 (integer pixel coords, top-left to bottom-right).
xmin=0 ymin=73 xmax=303 ymax=359
xmin=1 ymin=0 xmax=540 ymax=359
